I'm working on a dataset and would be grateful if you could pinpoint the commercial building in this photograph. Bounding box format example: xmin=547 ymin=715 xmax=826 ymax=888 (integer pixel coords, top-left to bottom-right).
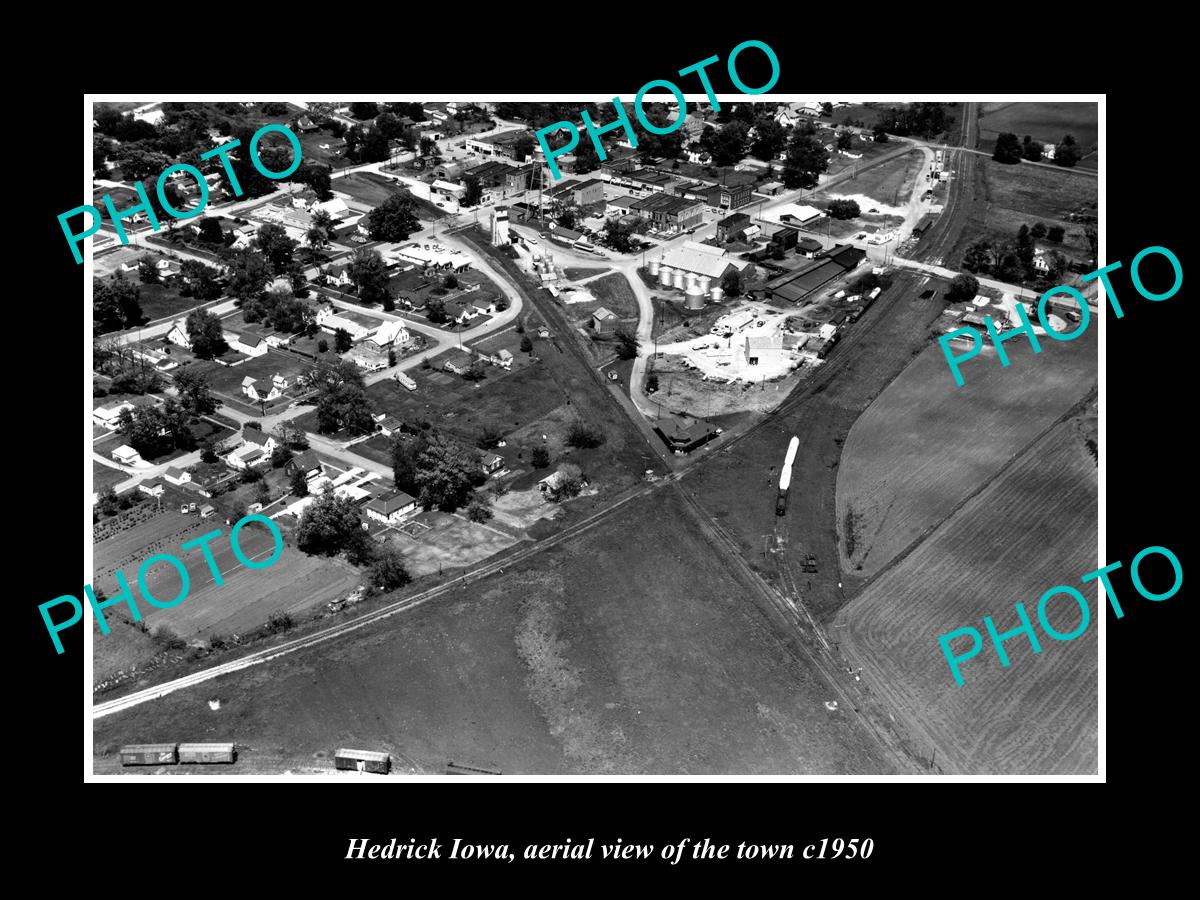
xmin=465 ymin=129 xmax=531 ymax=161
xmin=629 ymin=193 xmax=704 ymax=231
xmin=717 ymin=213 xmax=752 ymax=241
xmin=763 ymin=244 xmax=866 ymax=304
xmin=364 ymin=490 xmax=419 ymax=525
xmin=653 ymin=415 xmax=718 ymax=453
xmin=550 ymin=178 xmax=605 ymax=206
xmin=654 ymin=241 xmax=753 ymax=284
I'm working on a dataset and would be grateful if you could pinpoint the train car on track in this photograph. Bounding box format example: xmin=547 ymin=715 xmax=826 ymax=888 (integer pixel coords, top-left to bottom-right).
xmin=119 ymin=744 xmax=179 ymax=766
xmin=336 ymin=748 xmax=391 ymax=775
xmin=178 ymin=743 xmax=236 ymax=765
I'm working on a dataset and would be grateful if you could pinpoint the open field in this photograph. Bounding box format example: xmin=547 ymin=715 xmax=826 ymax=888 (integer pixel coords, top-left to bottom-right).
xmin=93 ymin=488 xmax=897 ymax=774
xmin=836 ymin=322 xmax=1097 ymax=577
xmin=834 ymin=415 xmax=1098 ymax=774
xmin=96 ymin=524 xmax=361 ymax=641
xmin=937 ymin=157 xmax=1097 ymax=269
xmin=94 ymin=507 xmax=208 ymax=577
xmin=824 ymin=149 xmax=923 ymax=209
xmin=564 ymin=267 xmax=607 ymax=281
xmin=188 ymin=350 xmax=316 ymax=403
xmin=336 ymin=172 xmax=402 ymax=206
xmin=977 ymin=102 xmax=1098 ymax=158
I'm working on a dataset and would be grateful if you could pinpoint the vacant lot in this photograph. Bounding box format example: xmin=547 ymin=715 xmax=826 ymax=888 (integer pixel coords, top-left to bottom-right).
xmin=836 ymin=322 xmax=1097 ymax=577
xmin=337 ymin=172 xmax=404 ymax=207
xmin=93 ymin=461 xmax=129 ymax=494
xmin=977 ymin=102 xmax=1098 ymax=160
xmin=93 ymin=488 xmax=896 ymax=774
xmin=835 ymin=416 xmax=1097 ymax=774
xmin=383 ymin=512 xmax=519 ymax=577
xmin=824 ymin=148 xmax=923 ymax=209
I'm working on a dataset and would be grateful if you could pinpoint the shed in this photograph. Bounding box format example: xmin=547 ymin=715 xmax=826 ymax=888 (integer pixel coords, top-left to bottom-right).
xmin=591 ymin=307 xmax=619 ymax=334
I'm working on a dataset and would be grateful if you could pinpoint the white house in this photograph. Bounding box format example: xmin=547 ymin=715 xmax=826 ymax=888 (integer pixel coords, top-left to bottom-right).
xmin=315 ymin=304 xmax=371 ymax=341
xmin=112 ymin=445 xmax=143 ymax=466
xmin=224 ymin=331 xmax=268 ymax=358
xmin=242 ymin=376 xmax=282 ymax=403
xmin=364 ymin=490 xmax=419 ymax=525
xmin=272 ymin=373 xmax=290 ymax=391
xmin=163 ymin=466 xmax=192 ymax=486
xmin=364 ymin=319 xmax=411 ymax=351
xmin=1033 ymin=248 xmax=1050 ymax=274
xmin=166 ymin=319 xmax=190 ymax=348
xmin=93 ymin=401 xmax=135 ymax=430
xmin=137 ymin=479 xmax=165 ymax=498
xmin=226 ymin=444 xmax=267 ymax=470
xmin=1042 ymin=143 xmax=1056 ymax=161
xmin=481 ymin=452 xmax=504 ymax=475
xmin=241 ymin=425 xmax=277 ymax=454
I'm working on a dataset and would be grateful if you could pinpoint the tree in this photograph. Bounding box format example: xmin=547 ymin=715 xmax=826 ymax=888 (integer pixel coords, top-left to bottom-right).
xmin=93 ymin=273 xmax=144 ymax=334
xmin=387 ymin=348 xmax=397 ymax=367
xmin=530 ymin=445 xmax=550 ymax=469
xmin=367 ymin=194 xmax=420 ymax=243
xmin=600 ymin=217 xmax=638 ymax=253
xmin=117 ymin=398 xmax=194 ymax=459
xmin=708 ymin=122 xmax=748 ymax=167
xmin=749 ymin=115 xmax=787 ymax=162
xmin=1031 ymin=222 xmax=1048 ymax=240
xmin=1022 ymin=139 xmax=1045 ymax=162
xmin=520 ymin=335 xmax=533 ymax=354
xmin=200 ymin=442 xmax=219 ymax=464
xmin=172 ymin=368 xmax=217 ymax=415
xmin=369 ymin=543 xmax=411 ymax=592
xmin=557 ymin=205 xmax=580 ymax=230
xmin=318 ymin=338 xmax=329 ymax=353
xmin=289 ymin=467 xmax=310 ymax=497
xmin=358 ymin=129 xmax=391 ymax=163
xmin=349 ymin=101 xmax=378 ymax=120
xmin=334 ymin=328 xmax=353 ymax=353
xmin=993 ymin=132 xmax=1023 ymax=164
xmin=1047 ymin=225 xmax=1066 ymax=244
xmin=186 ymin=308 xmax=228 ymax=359
xmin=419 ymin=136 xmax=438 ymax=158
xmin=781 ymin=132 xmax=829 ymax=189
xmin=466 ymin=496 xmax=494 ymax=523
xmin=414 ymin=435 xmax=484 ymax=512
xmin=463 ymin=359 xmax=488 ymax=381
xmin=1054 ymin=135 xmax=1081 ymax=168
xmin=646 ymin=373 xmax=659 ymax=392
xmin=295 ymin=490 xmax=372 ymax=563
xmin=253 ymin=480 xmax=272 ymax=506
xmin=1046 ymin=251 xmax=1069 ymax=282
xmin=227 ymin=249 xmax=272 ymax=300
xmin=298 ymin=163 xmax=333 ymax=201
xmin=425 ymin=297 xmax=448 ymax=324
xmin=572 ymin=140 xmax=600 ymax=174
xmin=275 ymin=421 xmax=310 ymax=450
xmin=179 ymin=259 xmax=223 ymax=300
xmin=721 ymin=269 xmax=743 ymax=297
xmin=827 ymin=199 xmax=860 ymax=220
xmin=946 ymin=273 xmax=980 ymax=302
xmin=312 ymin=359 xmax=374 ymax=435
xmin=613 ymin=329 xmax=638 ymax=360
xmin=873 ymin=125 xmax=889 ymax=143
xmin=461 ymin=174 xmax=483 ymax=207
xmin=836 ymin=131 xmax=853 ymax=151
xmin=198 ymin=217 xmax=226 ymax=245
xmin=346 ymin=247 xmax=392 ymax=305
xmin=962 ymin=241 xmax=994 ymax=274
xmin=271 ymin=445 xmax=294 ymax=469
xmin=253 ymin=223 xmax=298 ymax=275
xmin=137 ymin=256 xmax=160 ymax=284
xmin=565 ymin=420 xmax=605 ymax=449
xmin=477 ymin=425 xmax=504 ymax=450
xmin=1015 ymin=224 xmax=1035 ymax=274
xmin=821 ymin=102 xmax=834 ymax=117
xmin=547 ymin=463 xmax=585 ymax=502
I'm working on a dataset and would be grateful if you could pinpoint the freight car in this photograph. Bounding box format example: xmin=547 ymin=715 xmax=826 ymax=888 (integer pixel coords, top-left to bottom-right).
xmin=335 ymin=748 xmax=391 ymax=775
xmin=179 ymin=743 xmax=236 ymax=765
xmin=119 ymin=744 xmax=179 ymax=766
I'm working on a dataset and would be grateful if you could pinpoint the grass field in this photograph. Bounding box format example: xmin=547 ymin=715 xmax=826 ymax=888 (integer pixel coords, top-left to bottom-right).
xmin=337 ymin=172 xmax=402 ymax=206
xmin=96 ymin=523 xmax=361 ymax=642
xmin=189 ymin=350 xmax=316 ymax=403
xmin=977 ymin=102 xmax=1098 ymax=156
xmin=944 ymin=158 xmax=1097 ymax=268
xmin=834 ymin=415 xmax=1098 ymax=774
xmin=93 ymin=461 xmax=129 ymax=494
xmin=94 ymin=508 xmax=209 ymax=577
xmin=93 ymin=488 xmax=897 ymax=774
xmin=367 ymin=357 xmax=564 ymax=449
xmin=824 ymin=149 xmax=923 ymax=209
xmin=384 ymin=511 xmax=519 ymax=577
xmin=564 ymin=267 xmax=608 ymax=281
xmin=836 ymin=322 xmax=1097 ymax=577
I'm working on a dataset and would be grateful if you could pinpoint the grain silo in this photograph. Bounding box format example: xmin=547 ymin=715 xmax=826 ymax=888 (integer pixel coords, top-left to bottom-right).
xmin=648 ymin=259 xmax=661 ymax=276
xmin=709 ymin=286 xmax=724 ymax=302
xmin=685 ymin=283 xmax=705 ymax=309
xmin=672 ymin=269 xmax=685 ymax=289
xmin=659 ymin=265 xmax=674 ymax=286
xmin=698 ymin=275 xmax=712 ymax=294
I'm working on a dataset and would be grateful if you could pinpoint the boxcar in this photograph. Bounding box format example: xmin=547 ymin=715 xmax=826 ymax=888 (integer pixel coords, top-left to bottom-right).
xmin=178 ymin=743 xmax=236 ymax=765
xmin=335 ymin=748 xmax=391 ymax=775
xmin=119 ymin=744 xmax=178 ymax=766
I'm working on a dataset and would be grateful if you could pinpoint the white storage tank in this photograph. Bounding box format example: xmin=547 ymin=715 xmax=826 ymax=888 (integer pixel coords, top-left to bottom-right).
xmin=648 ymin=259 xmax=661 ymax=276
xmin=672 ymin=270 xmax=685 ymax=289
xmin=659 ymin=265 xmax=674 ymax=286
xmin=685 ymin=283 xmax=705 ymax=310
xmin=709 ymin=286 xmax=724 ymax=302
xmin=698 ymin=275 xmax=712 ymax=293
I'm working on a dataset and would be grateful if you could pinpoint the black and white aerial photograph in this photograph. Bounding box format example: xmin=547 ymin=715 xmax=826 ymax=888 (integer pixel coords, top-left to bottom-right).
xmin=83 ymin=96 xmax=1101 ymax=778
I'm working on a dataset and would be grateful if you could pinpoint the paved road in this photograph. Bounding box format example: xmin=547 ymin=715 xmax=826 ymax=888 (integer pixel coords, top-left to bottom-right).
xmin=924 ymin=142 xmax=1098 ymax=177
